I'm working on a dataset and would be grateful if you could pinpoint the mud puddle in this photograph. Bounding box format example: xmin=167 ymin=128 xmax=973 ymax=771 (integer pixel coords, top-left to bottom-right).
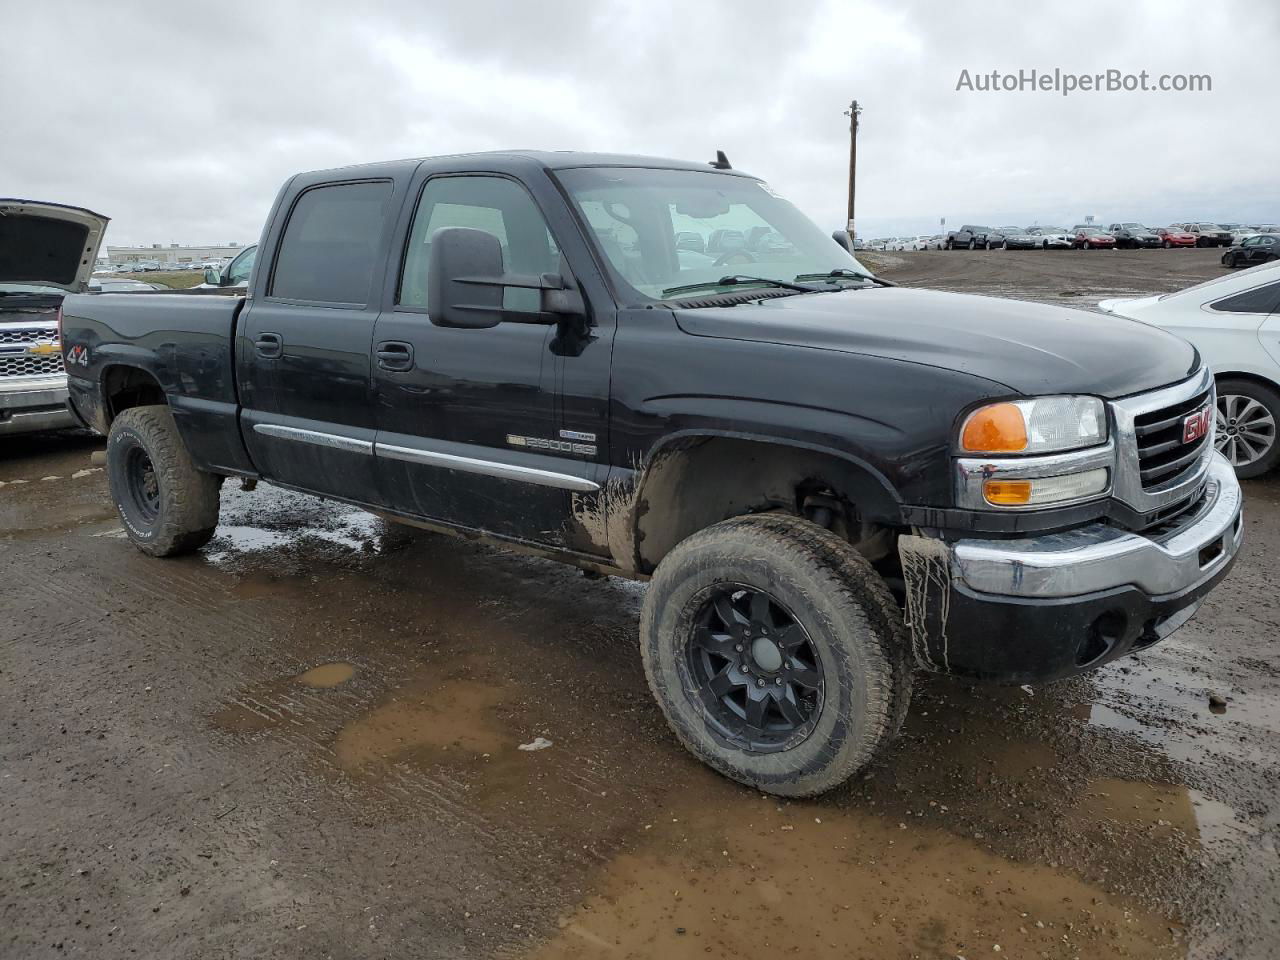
xmin=527 ymin=792 xmax=1184 ymax=960
xmin=334 ymin=668 xmax=511 ymax=768
xmin=297 ymin=661 xmax=357 ymax=688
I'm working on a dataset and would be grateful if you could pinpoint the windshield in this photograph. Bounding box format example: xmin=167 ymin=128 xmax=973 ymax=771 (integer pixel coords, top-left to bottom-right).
xmin=1122 ymin=223 xmax=1146 ymax=229
xmin=555 ymin=167 xmax=872 ymax=300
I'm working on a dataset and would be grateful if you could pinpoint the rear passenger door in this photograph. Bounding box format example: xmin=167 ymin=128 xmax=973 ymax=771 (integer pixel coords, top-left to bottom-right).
xmin=237 ymin=178 xmax=398 ymax=503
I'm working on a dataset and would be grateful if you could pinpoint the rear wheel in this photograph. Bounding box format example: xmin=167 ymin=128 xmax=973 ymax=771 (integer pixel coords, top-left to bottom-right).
xmin=967 ymin=239 xmax=976 ymax=250
xmin=107 ymin=405 xmax=220 ymax=556
xmin=1216 ymin=379 xmax=1280 ymax=479
xmin=1163 ymin=240 xmax=1172 ymax=249
xmin=640 ymin=514 xmax=912 ymax=797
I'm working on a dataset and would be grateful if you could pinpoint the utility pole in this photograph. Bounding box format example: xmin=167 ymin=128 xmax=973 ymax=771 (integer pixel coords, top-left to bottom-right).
xmin=844 ymin=99 xmax=861 ymax=247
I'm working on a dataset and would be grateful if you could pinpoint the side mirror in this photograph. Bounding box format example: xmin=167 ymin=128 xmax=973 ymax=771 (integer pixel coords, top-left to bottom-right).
xmin=427 ymin=227 xmax=586 ymax=330
xmin=831 ymin=230 xmax=853 ymax=254
xmin=204 ymin=267 xmax=221 ymax=285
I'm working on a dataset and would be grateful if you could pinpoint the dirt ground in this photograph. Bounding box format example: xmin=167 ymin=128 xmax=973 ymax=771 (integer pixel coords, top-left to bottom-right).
xmin=3 ymin=248 xmax=1277 ymax=960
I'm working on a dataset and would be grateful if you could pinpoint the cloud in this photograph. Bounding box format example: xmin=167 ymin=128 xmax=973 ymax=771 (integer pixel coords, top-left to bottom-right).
xmin=1 ymin=0 xmax=1274 ymax=247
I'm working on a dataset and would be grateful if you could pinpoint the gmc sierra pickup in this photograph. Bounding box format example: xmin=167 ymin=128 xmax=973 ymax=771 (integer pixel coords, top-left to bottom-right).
xmin=1 ymin=198 xmax=108 ymax=435
xmin=61 ymin=151 xmax=1243 ymax=796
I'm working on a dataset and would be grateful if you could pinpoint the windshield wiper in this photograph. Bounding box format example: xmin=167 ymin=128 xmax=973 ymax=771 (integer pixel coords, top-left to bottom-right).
xmin=661 ymin=275 xmax=818 ymax=298
xmin=793 ymin=269 xmax=896 ymax=288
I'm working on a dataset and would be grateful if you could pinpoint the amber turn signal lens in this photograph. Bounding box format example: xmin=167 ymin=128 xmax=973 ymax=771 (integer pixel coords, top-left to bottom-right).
xmin=982 ymin=479 xmax=1033 ymax=505
xmin=961 ymin=403 xmax=1029 ymax=453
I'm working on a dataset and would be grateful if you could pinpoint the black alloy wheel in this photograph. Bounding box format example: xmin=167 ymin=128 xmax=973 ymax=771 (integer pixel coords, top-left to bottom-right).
xmin=125 ymin=446 xmax=162 ymax=524
xmin=685 ymin=584 xmax=824 ymax=753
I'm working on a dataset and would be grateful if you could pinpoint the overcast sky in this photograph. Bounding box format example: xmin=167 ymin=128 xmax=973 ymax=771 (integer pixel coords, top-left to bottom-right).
xmin=3 ymin=0 xmax=1276 ymax=247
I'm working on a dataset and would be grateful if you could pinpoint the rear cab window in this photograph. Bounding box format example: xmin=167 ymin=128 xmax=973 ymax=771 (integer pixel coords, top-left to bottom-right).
xmin=270 ymin=180 xmax=394 ymax=305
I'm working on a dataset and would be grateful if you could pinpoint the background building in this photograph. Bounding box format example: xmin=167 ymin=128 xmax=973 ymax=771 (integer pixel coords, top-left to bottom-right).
xmin=103 ymin=242 xmax=249 ymax=266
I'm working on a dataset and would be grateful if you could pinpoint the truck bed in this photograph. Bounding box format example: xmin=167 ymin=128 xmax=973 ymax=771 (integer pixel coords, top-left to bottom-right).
xmin=62 ymin=291 xmax=255 ymax=475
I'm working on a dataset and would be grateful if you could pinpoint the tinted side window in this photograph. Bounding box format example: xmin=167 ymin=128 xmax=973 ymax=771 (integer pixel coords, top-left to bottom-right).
xmin=1210 ymin=281 xmax=1280 ymax=315
xmin=271 ymin=181 xmax=392 ymax=304
xmin=399 ymin=176 xmax=558 ymax=309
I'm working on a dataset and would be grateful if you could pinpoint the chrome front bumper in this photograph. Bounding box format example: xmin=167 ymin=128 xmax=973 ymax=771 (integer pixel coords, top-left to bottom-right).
xmin=951 ymin=453 xmax=1242 ymax=599
xmin=0 ymin=375 xmax=76 ymax=435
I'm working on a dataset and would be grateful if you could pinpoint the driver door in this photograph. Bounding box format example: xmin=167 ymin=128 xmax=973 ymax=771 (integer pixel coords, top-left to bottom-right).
xmin=371 ymin=172 xmax=606 ymax=546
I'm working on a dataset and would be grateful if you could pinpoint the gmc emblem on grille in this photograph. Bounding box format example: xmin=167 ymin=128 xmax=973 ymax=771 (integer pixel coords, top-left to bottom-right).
xmin=1183 ymin=405 xmax=1211 ymax=444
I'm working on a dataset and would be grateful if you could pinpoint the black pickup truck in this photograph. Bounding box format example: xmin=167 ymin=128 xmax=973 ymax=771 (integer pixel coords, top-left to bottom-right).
xmin=61 ymin=151 xmax=1243 ymax=796
xmin=944 ymin=224 xmax=1000 ymax=250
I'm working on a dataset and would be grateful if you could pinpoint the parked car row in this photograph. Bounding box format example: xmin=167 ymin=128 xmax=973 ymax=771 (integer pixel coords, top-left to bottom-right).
xmin=940 ymin=222 xmax=1277 ymax=252
xmin=95 ymin=259 xmax=235 ymax=274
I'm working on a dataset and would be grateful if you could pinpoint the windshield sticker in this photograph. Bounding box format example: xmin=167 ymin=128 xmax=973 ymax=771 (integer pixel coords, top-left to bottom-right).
xmin=758 ymin=181 xmax=782 ymax=199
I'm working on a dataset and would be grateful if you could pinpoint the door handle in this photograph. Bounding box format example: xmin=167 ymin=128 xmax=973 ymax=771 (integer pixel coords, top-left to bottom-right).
xmin=254 ymin=332 xmax=283 ymax=359
xmin=376 ymin=340 xmax=414 ymax=371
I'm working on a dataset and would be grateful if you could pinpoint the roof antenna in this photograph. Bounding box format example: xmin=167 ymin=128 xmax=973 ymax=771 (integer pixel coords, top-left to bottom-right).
xmin=708 ymin=150 xmax=732 ymax=170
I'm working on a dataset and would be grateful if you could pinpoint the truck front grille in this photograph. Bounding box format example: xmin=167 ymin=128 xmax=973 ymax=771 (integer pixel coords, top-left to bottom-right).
xmin=1 ymin=326 xmax=56 ymax=345
xmin=0 ymin=324 xmax=62 ymax=380
xmin=0 ymin=354 xmax=64 ymax=379
xmin=1133 ymin=387 xmax=1213 ymax=489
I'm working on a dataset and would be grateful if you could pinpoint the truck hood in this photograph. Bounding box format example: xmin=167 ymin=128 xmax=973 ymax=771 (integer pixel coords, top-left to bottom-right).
xmin=672 ymin=286 xmax=1199 ymax=399
xmin=0 ymin=199 xmax=110 ymax=293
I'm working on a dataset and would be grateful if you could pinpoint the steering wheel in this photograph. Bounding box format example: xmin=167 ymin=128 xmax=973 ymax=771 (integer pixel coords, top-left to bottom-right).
xmin=714 ymin=250 xmax=757 ymax=267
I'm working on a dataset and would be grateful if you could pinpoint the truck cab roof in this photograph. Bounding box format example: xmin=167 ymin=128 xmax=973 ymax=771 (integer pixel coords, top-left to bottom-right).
xmin=294 ymin=150 xmax=760 ymax=182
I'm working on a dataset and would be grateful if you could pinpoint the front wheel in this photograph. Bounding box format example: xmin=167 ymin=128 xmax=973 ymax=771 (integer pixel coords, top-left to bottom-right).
xmin=640 ymin=514 xmax=911 ymax=797
xmin=107 ymin=405 xmax=221 ymax=556
xmin=1216 ymin=379 xmax=1280 ymax=479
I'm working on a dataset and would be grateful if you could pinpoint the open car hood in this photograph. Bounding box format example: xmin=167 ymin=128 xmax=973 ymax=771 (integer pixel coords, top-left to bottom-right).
xmin=0 ymin=198 xmax=109 ymax=293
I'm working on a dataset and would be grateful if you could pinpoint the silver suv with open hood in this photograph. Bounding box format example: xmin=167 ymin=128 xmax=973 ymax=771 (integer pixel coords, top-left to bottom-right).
xmin=0 ymin=199 xmax=108 ymax=435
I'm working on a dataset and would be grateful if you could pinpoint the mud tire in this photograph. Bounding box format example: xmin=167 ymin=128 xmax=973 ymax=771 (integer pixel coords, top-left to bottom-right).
xmin=640 ymin=514 xmax=912 ymax=797
xmin=107 ymin=405 xmax=220 ymax=557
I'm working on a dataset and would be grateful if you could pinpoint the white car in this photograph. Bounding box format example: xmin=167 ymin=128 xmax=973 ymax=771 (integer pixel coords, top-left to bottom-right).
xmin=1026 ymin=227 xmax=1075 ymax=249
xmin=1098 ymin=262 xmax=1280 ymax=477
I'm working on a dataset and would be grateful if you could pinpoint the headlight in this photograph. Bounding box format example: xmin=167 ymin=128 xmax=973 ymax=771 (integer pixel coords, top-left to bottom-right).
xmin=960 ymin=396 xmax=1106 ymax=455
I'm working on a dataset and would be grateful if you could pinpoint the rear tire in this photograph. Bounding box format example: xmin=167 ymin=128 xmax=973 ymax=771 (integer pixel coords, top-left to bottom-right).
xmin=1216 ymin=378 xmax=1280 ymax=480
xmin=640 ymin=514 xmax=912 ymax=797
xmin=106 ymin=405 xmax=220 ymax=556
